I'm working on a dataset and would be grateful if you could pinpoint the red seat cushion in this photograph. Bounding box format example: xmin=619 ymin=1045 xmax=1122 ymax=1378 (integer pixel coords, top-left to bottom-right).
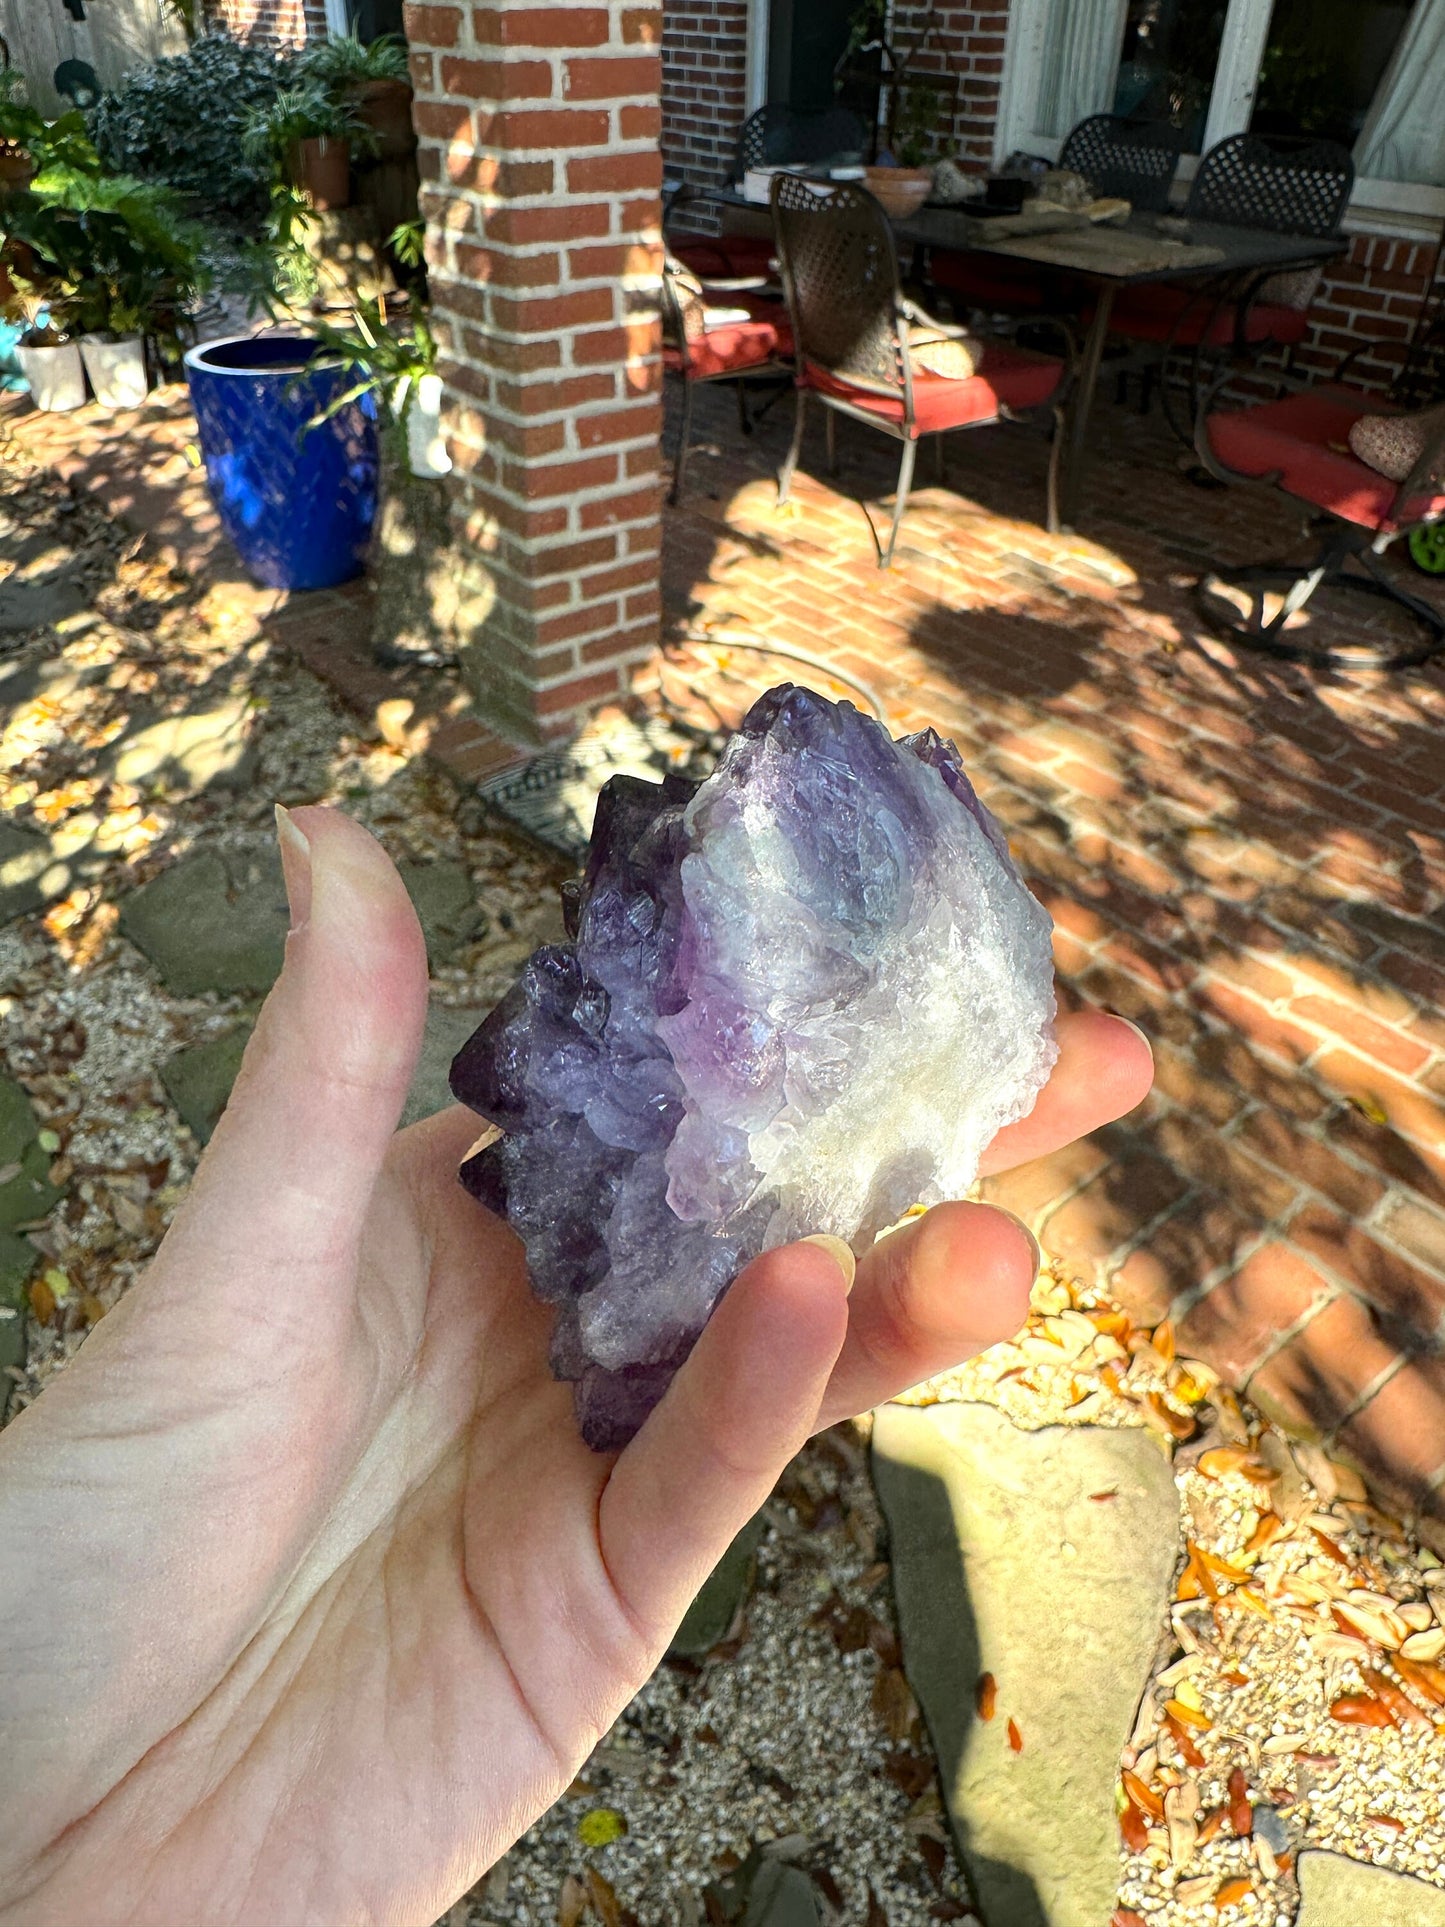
xmin=801 ymin=340 xmax=1061 ymax=437
xmin=930 ymin=249 xmax=1049 ymax=312
xmin=670 ymin=233 xmax=777 ymax=281
xmin=1206 ymin=384 xmax=1445 ymax=531
xmin=1106 ymin=283 xmax=1309 ymax=347
xmin=665 ymin=313 xmax=787 ymax=380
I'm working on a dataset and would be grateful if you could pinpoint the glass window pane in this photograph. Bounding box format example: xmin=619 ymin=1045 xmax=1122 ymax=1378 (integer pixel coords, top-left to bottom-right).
xmin=1111 ymin=0 xmax=1230 ymax=153
xmin=1251 ymin=0 xmax=1417 ymax=148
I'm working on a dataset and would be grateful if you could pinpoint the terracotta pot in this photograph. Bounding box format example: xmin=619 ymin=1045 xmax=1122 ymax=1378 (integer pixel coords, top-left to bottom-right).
xmin=863 ymin=166 xmax=934 ymax=220
xmin=353 ymin=78 xmax=416 ymax=162
xmin=295 ymin=136 xmax=352 ymax=211
xmin=0 ymin=146 xmax=35 ymax=195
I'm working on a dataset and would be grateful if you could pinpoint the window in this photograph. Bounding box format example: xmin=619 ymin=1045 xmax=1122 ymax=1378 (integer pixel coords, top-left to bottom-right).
xmin=997 ymin=0 xmax=1445 ymax=217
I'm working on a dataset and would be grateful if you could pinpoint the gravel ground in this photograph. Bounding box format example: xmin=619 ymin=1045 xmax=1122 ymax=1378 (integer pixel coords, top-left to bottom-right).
xmin=4 ymin=434 xmax=1443 ymax=1927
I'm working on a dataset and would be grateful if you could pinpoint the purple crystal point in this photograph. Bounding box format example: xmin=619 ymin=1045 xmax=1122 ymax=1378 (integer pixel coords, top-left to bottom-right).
xmin=451 ymin=686 xmax=1057 ymax=1450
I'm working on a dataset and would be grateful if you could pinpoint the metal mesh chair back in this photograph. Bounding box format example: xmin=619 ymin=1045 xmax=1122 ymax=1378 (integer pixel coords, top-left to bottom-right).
xmin=734 ymin=105 xmax=868 ymax=181
xmin=1186 ymin=133 xmax=1353 ymax=237
xmin=771 ymin=176 xmax=902 ymax=389
xmin=1058 ymin=114 xmax=1185 ymax=212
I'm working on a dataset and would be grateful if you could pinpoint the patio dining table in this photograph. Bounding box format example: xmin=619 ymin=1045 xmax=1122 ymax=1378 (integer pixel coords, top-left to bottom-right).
xmin=891 ymin=206 xmax=1346 ymax=525
xmin=680 ymin=184 xmax=1346 ymax=527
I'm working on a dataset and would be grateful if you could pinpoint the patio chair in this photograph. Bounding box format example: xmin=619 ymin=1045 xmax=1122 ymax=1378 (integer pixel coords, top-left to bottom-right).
xmin=732 ymin=105 xmax=867 ymax=184
xmin=1107 ymin=133 xmax=1354 ymax=438
xmin=1059 ymin=114 xmax=1186 ymax=212
xmin=1194 ymin=318 xmax=1445 ymax=667
xmin=770 ymin=175 xmax=1068 ymax=566
xmin=662 ymin=250 xmax=794 ymax=504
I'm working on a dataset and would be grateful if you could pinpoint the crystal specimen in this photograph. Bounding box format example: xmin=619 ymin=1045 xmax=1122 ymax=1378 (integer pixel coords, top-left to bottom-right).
xmin=450 ymin=686 xmax=1057 ymax=1448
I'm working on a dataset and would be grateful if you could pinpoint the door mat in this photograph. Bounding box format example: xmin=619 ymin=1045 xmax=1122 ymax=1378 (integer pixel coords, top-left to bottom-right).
xmin=473 ymin=708 xmax=723 ymax=861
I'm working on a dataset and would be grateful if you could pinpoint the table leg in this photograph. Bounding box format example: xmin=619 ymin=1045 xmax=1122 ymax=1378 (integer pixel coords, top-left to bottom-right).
xmin=1058 ymin=282 xmax=1115 ymax=530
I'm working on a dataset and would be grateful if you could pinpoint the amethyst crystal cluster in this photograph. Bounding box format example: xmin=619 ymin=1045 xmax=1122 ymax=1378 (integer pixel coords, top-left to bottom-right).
xmin=450 ymin=686 xmax=1057 ymax=1448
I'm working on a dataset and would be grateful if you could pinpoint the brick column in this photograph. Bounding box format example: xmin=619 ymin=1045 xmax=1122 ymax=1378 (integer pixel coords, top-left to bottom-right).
xmin=404 ymin=0 xmax=665 ymax=744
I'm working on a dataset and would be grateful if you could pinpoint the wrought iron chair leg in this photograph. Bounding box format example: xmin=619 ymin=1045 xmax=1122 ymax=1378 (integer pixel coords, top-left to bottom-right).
xmin=881 ymin=437 xmax=918 ymax=569
xmin=737 ymin=378 xmax=752 ymax=436
xmin=1044 ymin=403 xmax=1064 ymax=536
xmin=825 ymin=408 xmax=839 ymax=475
xmin=778 ymin=388 xmax=807 ymax=504
xmin=670 ymin=377 xmax=694 ymax=506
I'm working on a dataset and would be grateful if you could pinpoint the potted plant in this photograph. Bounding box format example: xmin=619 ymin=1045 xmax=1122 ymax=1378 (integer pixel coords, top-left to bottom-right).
xmin=295 ymin=35 xmax=414 ymax=160
xmin=10 ymin=304 xmax=87 ymax=413
xmin=245 ymin=83 xmax=374 ymax=213
xmin=0 ymin=72 xmax=37 ymax=194
xmin=866 ymin=79 xmax=940 ymax=218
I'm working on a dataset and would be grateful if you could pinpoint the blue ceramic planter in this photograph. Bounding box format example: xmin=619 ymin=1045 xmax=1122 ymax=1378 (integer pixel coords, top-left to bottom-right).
xmin=185 ymin=334 xmax=379 ymax=591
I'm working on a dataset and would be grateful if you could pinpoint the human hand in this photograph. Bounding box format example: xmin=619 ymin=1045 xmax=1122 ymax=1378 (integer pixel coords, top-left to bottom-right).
xmin=0 ymin=808 xmax=1151 ymax=1927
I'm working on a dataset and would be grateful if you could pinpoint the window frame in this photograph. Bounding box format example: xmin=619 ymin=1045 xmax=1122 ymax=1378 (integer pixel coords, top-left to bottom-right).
xmin=993 ymin=0 xmax=1445 ymax=221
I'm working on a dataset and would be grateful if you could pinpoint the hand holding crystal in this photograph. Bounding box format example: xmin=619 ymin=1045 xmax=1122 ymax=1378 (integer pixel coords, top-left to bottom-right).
xmin=0 ymin=806 xmax=1151 ymax=1927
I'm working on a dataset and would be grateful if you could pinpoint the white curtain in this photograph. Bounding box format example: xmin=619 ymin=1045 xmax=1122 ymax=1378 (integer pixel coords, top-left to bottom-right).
xmin=1355 ymin=0 xmax=1445 ymax=185
xmin=1033 ymin=0 xmax=1131 ymax=142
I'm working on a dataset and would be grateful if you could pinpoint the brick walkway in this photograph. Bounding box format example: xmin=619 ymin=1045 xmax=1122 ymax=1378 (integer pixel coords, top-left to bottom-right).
xmin=649 ymin=378 xmax=1445 ymax=1533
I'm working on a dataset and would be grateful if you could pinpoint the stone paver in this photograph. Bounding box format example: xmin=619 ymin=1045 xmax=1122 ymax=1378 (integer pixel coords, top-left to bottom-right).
xmin=872 ymin=1402 xmax=1178 ymax=1927
xmin=400 ymin=1002 xmax=490 ymax=1128
xmin=396 ymin=859 xmax=485 ymax=967
xmin=0 ymin=823 xmax=56 ymax=928
xmin=160 ymin=1026 xmax=254 ymax=1145
xmin=655 ymin=382 xmax=1445 ymax=1532
xmin=1296 ymin=1849 xmax=1445 ymax=1926
xmin=105 ymin=697 xmax=256 ymax=796
xmin=118 ymin=839 xmax=289 ymax=997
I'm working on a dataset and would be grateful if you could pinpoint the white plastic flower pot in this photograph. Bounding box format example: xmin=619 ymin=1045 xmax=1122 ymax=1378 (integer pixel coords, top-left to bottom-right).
xmin=406 ymin=373 xmax=452 ymax=479
xmin=80 ymin=334 xmax=149 ymax=410
xmin=15 ymin=340 xmax=86 ymax=413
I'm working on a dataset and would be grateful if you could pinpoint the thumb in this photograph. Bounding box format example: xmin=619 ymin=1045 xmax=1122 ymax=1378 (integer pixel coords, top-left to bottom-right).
xmin=163 ymin=805 xmax=429 ymax=1288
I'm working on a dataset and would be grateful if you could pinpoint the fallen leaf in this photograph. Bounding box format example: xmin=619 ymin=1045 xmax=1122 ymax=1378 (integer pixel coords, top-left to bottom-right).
xmin=1197 ymin=1805 xmax=1228 ymax=1845
xmin=584 ymin=1867 xmax=623 ymax=1927
xmin=1214 ymin=1876 xmax=1252 ymax=1910
xmin=1112 ymin=1912 xmax=1147 ymax=1927
xmin=1329 ymin=1694 xmax=1395 ymax=1728
xmin=1154 ymin=1320 xmax=1176 ymax=1364
xmin=1006 ymin=1718 xmax=1023 ymax=1753
xmin=1120 ymin=1800 xmax=1149 ymax=1851
xmin=873 ymin=1666 xmax=919 ymax=1744
xmin=1227 ymin=1766 xmax=1252 ymax=1836
xmin=1311 ymin=1527 xmax=1353 ymax=1568
xmin=1392 ymin=1655 xmax=1445 ymax=1706
xmin=1164 ymin=1698 xmax=1211 ymax=1732
xmin=28 ymin=1276 xmax=56 ymax=1324
xmin=1361 ymin=1667 xmax=1434 ymax=1730
xmin=1164 ymin=1711 xmax=1207 ymax=1769
xmin=1146 ymin=1392 xmax=1196 ymax=1440
xmin=975 ymin=1672 xmax=997 ymax=1721
xmin=1365 ymin=1812 xmax=1405 ymax=1833
xmin=559 ymin=1873 xmax=589 ymax=1927
xmin=1122 ymin=1770 xmax=1163 ymax=1820
xmin=577 ymin=1808 xmax=628 ymax=1849
xmin=1198 ymin=1447 xmax=1258 ymax=1480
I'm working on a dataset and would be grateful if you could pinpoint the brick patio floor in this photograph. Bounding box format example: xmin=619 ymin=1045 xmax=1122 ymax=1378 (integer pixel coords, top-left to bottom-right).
xmin=647 ymin=377 xmax=1445 ymax=1531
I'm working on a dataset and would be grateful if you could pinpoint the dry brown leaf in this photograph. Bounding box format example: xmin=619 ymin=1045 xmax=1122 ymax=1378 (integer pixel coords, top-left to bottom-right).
xmin=1392 ymin=1655 xmax=1445 ymax=1706
xmin=873 ymin=1666 xmax=918 ymax=1743
xmin=1112 ymin=1912 xmax=1147 ymax=1927
xmin=1226 ymin=1766 xmax=1252 ymax=1837
xmin=1242 ymin=1513 xmax=1284 ymax=1559
xmin=1153 ymin=1320 xmax=1176 ymax=1364
xmin=1365 ymin=1812 xmax=1405 ymax=1833
xmin=559 ymin=1873 xmax=589 ymax=1927
xmin=1121 ymin=1769 xmax=1163 ymax=1820
xmin=975 ymin=1671 xmax=997 ymax=1721
xmin=1198 ymin=1447 xmax=1258 ymax=1480
xmin=1197 ymin=1806 xmax=1228 ymax=1845
xmin=1361 ymin=1667 xmax=1435 ymax=1729
xmin=1214 ymin=1876 xmax=1252 ymax=1910
xmin=1120 ymin=1801 xmax=1149 ymax=1852
xmin=1163 ymin=1711 xmax=1207 ymax=1769
xmin=1146 ymin=1392 xmax=1196 ymax=1440
xmin=1329 ymin=1693 xmax=1395 ymax=1729
xmin=584 ymin=1867 xmax=622 ymax=1927
xmin=1006 ymin=1717 xmax=1023 ymax=1753
xmin=1164 ymin=1698 xmax=1211 ymax=1732
xmin=28 ymin=1276 xmax=57 ymax=1324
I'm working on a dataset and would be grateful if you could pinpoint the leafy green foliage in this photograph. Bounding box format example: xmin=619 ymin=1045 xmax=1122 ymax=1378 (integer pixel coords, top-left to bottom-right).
xmin=294 ymin=34 xmax=410 ymax=89
xmin=307 ymin=294 xmax=438 ymax=426
xmin=242 ymin=81 xmax=375 ymax=169
xmin=89 ymin=34 xmax=291 ymax=213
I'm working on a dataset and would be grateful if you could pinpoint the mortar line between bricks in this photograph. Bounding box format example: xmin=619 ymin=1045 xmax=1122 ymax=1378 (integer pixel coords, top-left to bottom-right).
xmin=1237 ymin=1285 xmax=1344 ymax=1397
xmin=1322 ymin=1350 xmax=1411 ymax=1444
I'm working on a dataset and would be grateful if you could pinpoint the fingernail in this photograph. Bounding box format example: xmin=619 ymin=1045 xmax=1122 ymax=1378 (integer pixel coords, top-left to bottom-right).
xmin=275 ymin=804 xmax=312 ymax=932
xmin=801 ymin=1233 xmax=856 ymax=1294
xmin=1107 ymin=1011 xmax=1155 ymax=1060
xmin=993 ymin=1209 xmax=1042 ymax=1281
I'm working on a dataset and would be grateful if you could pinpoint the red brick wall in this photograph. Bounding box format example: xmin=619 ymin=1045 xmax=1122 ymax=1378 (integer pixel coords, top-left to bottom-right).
xmin=661 ymin=0 xmax=749 ymax=195
xmin=404 ymin=0 xmax=665 ymax=743
xmin=889 ymin=1 xmax=1008 ymax=166
xmin=1297 ymin=233 xmax=1442 ymax=391
xmin=202 ymin=0 xmax=327 ymax=46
